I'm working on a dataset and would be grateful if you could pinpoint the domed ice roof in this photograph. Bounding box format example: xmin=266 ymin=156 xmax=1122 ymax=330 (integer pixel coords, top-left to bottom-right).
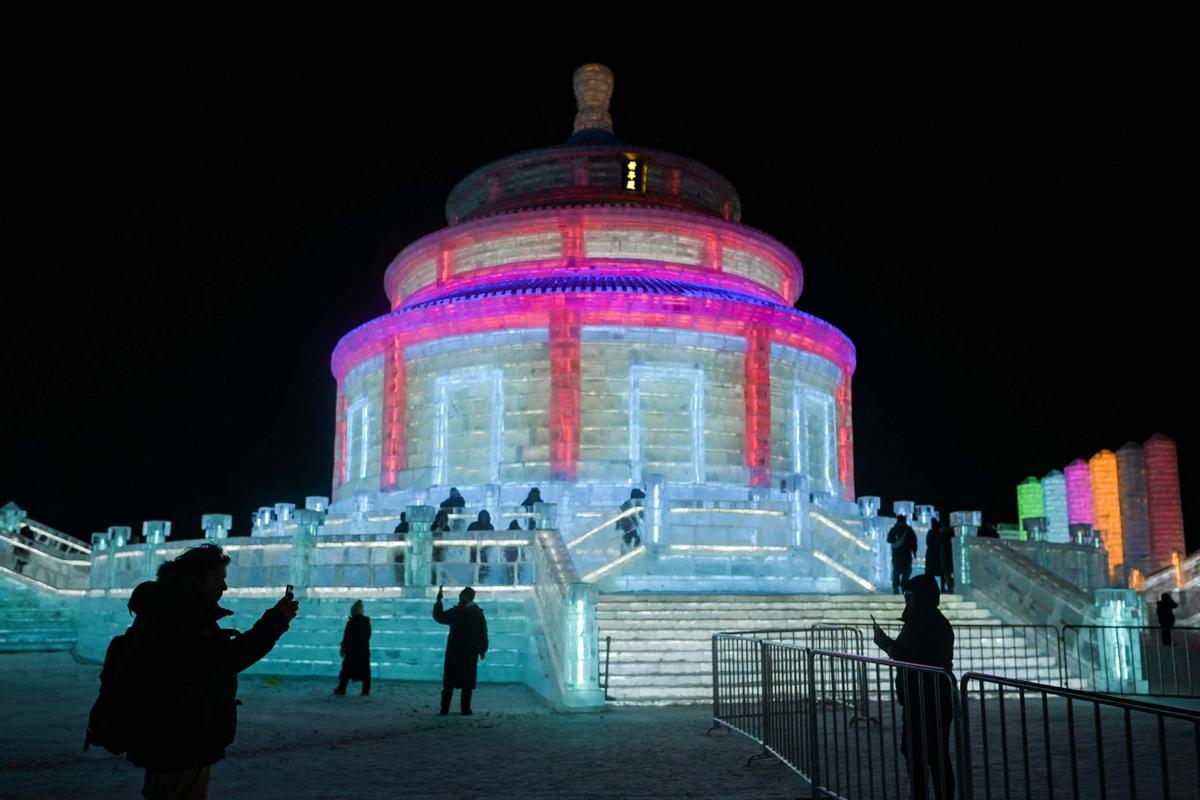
xmin=444 ymin=64 xmax=742 ymax=225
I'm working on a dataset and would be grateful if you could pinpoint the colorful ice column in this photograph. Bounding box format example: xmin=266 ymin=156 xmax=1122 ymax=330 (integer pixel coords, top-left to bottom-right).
xmin=1016 ymin=476 xmax=1044 ymax=535
xmin=1143 ymin=433 xmax=1185 ymax=571
xmin=1116 ymin=442 xmax=1152 ymax=575
xmin=1040 ymin=470 xmax=1070 ymax=543
xmin=1090 ymin=450 xmax=1123 ymax=572
xmin=1064 ymin=459 xmax=1095 ymax=525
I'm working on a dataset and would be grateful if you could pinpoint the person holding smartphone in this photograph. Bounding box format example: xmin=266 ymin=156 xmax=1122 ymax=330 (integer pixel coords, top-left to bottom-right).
xmin=124 ymin=543 xmax=299 ymax=800
xmin=432 ymin=585 xmax=488 ymax=715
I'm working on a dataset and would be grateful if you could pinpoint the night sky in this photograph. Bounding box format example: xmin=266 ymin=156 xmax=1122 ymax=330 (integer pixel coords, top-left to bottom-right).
xmin=6 ymin=33 xmax=1195 ymax=551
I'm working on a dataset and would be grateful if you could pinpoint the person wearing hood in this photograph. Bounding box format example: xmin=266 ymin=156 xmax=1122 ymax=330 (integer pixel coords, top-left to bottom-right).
xmin=886 ymin=515 xmax=919 ymax=594
xmin=1156 ymin=592 xmax=1179 ymax=646
xmin=433 ymin=585 xmax=488 ymax=715
xmin=334 ymin=600 xmax=372 ymax=696
xmin=440 ymin=487 xmax=466 ymax=510
xmin=617 ymin=488 xmax=646 ymax=552
xmin=129 ymin=543 xmax=297 ymax=799
xmin=468 ymin=511 xmax=496 ymax=584
xmin=467 ymin=510 xmax=494 ymax=531
xmin=520 ymin=487 xmax=542 ymax=529
xmin=873 ymin=574 xmax=955 ymax=800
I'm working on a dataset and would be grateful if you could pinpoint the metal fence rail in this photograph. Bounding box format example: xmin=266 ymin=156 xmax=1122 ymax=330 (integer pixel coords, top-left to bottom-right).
xmin=808 ymin=648 xmax=958 ymax=800
xmin=960 ymin=672 xmax=1200 ymax=800
xmin=713 ymin=629 xmax=1200 ymax=800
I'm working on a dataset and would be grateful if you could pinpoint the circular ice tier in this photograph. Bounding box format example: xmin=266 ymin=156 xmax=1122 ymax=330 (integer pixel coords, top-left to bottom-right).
xmin=330 ymin=203 xmax=856 ymax=506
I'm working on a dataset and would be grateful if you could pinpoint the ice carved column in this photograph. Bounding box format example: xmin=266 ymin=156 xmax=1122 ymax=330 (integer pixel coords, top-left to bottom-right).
xmin=89 ymin=533 xmax=110 ymax=592
xmin=858 ymin=496 xmax=883 ymax=587
xmin=743 ymin=323 xmax=771 ymax=487
xmin=289 ymin=509 xmax=321 ymax=596
xmin=404 ymin=505 xmax=435 ymax=592
xmin=949 ymin=510 xmax=981 ymax=588
xmin=141 ymin=521 xmax=171 ymax=581
xmin=786 ymin=474 xmax=811 ymax=550
xmin=202 ymin=514 xmax=232 ymax=541
xmin=549 ymin=308 xmax=582 ymax=481
xmin=645 ymin=474 xmax=665 ymax=547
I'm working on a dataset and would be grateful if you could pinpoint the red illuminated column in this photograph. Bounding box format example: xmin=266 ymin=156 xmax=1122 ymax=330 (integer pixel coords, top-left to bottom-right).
xmin=549 ymin=307 xmax=581 ymax=481
xmin=744 ymin=324 xmax=771 ymax=487
xmin=1144 ymin=433 xmax=1185 ymax=571
xmin=332 ymin=384 xmax=348 ymax=500
xmin=836 ymin=375 xmax=856 ymax=500
xmin=380 ymin=336 xmax=407 ymax=491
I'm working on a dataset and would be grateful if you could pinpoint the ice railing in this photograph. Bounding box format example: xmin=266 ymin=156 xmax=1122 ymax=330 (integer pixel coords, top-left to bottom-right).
xmin=80 ymin=508 xmax=537 ymax=597
xmin=0 ymin=516 xmax=91 ymax=595
xmin=530 ymin=524 xmax=606 ymax=708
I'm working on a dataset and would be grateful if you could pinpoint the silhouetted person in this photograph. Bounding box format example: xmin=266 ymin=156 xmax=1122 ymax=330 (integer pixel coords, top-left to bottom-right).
xmin=924 ymin=520 xmax=945 ymax=589
xmin=440 ymin=487 xmax=466 ymax=510
xmin=393 ymin=512 xmax=409 ymax=536
xmin=520 ymin=487 xmax=543 ymax=529
xmin=1157 ymin=592 xmax=1179 ymax=646
xmin=887 ymin=514 xmax=918 ymax=594
xmin=433 ymin=585 xmax=488 ymax=715
xmin=939 ymin=521 xmax=955 ymax=592
xmin=127 ymin=543 xmax=297 ymax=799
xmin=507 ymin=519 xmax=522 ymax=531
xmin=431 ymin=510 xmax=451 ymax=534
xmin=468 ymin=511 xmax=496 ymax=583
xmin=977 ymin=522 xmax=1000 ymax=538
xmin=618 ymin=488 xmax=646 ymax=552
xmin=873 ymin=574 xmax=955 ymax=800
xmin=335 ymin=600 xmax=372 ymax=696
xmin=467 ymin=510 xmax=494 ymax=532
xmin=86 ymin=581 xmax=164 ymax=753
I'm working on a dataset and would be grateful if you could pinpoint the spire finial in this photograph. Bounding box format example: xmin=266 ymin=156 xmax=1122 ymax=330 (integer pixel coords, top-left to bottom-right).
xmin=573 ymin=63 xmax=614 ymax=134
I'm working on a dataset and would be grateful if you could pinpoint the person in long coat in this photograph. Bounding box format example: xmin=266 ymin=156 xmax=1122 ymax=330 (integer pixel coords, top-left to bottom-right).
xmin=334 ymin=600 xmax=371 ymax=696
xmin=924 ymin=521 xmax=945 ymax=587
xmin=887 ymin=515 xmax=919 ymax=594
xmin=433 ymin=586 xmax=488 ymax=715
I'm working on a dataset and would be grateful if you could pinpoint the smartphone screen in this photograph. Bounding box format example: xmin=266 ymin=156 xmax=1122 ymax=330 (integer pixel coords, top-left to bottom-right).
xmin=285 ymin=584 xmax=294 ymax=598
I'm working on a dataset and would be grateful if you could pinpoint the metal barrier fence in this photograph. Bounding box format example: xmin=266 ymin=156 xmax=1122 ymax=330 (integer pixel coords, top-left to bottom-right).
xmin=713 ymin=631 xmax=1200 ymax=799
xmin=711 ymin=626 xmax=865 ymax=747
xmin=960 ymin=672 xmax=1200 ymax=800
xmin=808 ymin=649 xmax=958 ymax=800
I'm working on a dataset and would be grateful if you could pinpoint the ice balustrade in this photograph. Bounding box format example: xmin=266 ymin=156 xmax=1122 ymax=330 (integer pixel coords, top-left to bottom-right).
xmin=529 ymin=524 xmax=606 ymax=708
xmin=81 ymin=504 xmax=541 ymax=595
xmin=0 ymin=517 xmax=91 ymax=594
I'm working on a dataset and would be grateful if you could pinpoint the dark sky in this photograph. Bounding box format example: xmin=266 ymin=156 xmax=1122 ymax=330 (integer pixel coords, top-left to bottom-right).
xmin=5 ymin=27 xmax=1195 ymax=551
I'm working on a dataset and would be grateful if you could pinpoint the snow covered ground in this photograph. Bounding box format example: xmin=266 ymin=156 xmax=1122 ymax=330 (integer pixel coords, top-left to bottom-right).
xmin=0 ymin=652 xmax=800 ymax=799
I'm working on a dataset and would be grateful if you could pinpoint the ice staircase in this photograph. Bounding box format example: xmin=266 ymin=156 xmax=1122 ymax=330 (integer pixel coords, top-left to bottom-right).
xmin=0 ymin=573 xmax=77 ymax=652
xmin=596 ymin=593 xmax=1061 ymax=704
xmin=571 ymin=501 xmax=878 ymax=594
xmin=243 ymin=592 xmax=534 ymax=683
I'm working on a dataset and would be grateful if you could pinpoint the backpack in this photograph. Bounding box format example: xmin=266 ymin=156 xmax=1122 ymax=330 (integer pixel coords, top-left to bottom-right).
xmin=84 ymin=628 xmax=145 ymax=754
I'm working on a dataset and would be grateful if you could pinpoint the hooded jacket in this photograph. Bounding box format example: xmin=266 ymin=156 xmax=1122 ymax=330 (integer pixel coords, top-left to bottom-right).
xmin=126 ymin=582 xmax=290 ymax=770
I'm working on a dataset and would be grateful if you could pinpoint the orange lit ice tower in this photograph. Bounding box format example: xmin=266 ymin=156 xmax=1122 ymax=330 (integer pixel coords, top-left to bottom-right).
xmin=328 ymin=65 xmax=864 ymax=591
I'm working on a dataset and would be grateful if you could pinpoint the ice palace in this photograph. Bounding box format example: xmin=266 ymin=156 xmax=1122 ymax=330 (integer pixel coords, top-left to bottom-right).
xmin=2 ymin=65 xmax=1195 ymax=711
